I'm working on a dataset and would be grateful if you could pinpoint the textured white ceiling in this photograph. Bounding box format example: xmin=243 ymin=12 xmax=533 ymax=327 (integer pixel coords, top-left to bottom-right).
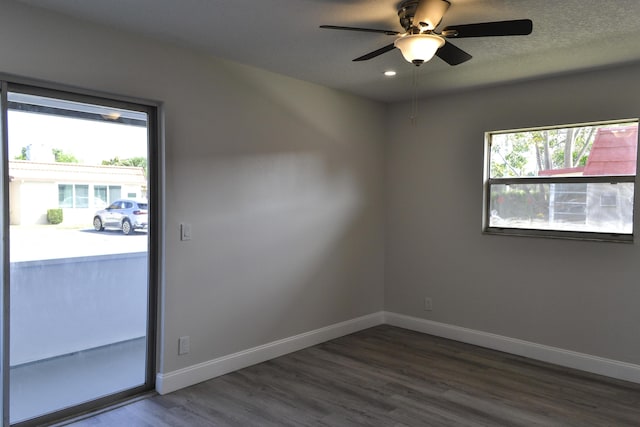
xmin=16 ymin=0 xmax=640 ymax=102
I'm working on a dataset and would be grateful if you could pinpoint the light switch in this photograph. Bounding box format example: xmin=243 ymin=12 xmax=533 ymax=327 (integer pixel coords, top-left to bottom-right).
xmin=178 ymin=336 xmax=190 ymax=355
xmin=180 ymin=223 xmax=192 ymax=241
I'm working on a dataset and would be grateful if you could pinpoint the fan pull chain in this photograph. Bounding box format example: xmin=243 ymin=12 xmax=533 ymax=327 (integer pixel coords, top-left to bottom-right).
xmin=410 ymin=67 xmax=419 ymax=126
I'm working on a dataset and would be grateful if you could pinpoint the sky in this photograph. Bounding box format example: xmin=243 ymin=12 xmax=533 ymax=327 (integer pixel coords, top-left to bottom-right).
xmin=8 ymin=110 xmax=147 ymax=165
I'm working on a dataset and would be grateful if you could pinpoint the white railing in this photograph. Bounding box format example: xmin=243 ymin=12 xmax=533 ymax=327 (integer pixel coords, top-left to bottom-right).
xmin=9 ymin=252 xmax=148 ymax=366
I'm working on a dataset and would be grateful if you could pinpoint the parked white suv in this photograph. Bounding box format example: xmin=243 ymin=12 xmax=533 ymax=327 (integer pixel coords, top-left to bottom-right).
xmin=93 ymin=199 xmax=148 ymax=235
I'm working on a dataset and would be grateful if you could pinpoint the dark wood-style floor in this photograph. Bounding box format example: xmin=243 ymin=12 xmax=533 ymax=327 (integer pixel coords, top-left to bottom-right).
xmin=69 ymin=325 xmax=640 ymax=426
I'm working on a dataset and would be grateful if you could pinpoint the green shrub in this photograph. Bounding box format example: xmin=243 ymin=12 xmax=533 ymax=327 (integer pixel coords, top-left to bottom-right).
xmin=47 ymin=208 xmax=63 ymax=225
xmin=491 ymin=186 xmax=548 ymax=220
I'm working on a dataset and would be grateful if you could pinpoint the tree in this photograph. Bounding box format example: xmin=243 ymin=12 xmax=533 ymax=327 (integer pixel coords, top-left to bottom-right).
xmin=14 ymin=146 xmax=28 ymax=160
xmin=493 ymin=127 xmax=596 ymax=177
xmin=490 ymin=135 xmax=532 ymax=177
xmin=52 ymin=148 xmax=79 ymax=163
xmin=102 ymin=156 xmax=147 ymax=177
xmin=529 ymin=127 xmax=594 ymax=172
xmin=548 ymin=127 xmax=594 ymax=169
xmin=14 ymin=146 xmax=78 ymax=162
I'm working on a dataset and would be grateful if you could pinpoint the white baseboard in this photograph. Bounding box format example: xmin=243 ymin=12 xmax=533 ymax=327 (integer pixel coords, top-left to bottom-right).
xmin=384 ymin=311 xmax=640 ymax=385
xmin=156 ymin=311 xmax=385 ymax=394
xmin=157 ymin=310 xmax=640 ymax=395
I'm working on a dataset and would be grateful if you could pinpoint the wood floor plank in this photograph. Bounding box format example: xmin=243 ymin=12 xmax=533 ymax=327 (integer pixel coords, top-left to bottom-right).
xmin=68 ymin=325 xmax=640 ymax=426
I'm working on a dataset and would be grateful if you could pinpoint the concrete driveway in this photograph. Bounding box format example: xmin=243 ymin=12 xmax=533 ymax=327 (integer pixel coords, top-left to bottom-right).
xmin=9 ymin=225 xmax=148 ymax=262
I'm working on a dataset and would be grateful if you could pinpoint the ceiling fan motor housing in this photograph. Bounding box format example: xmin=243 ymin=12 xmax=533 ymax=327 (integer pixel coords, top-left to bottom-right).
xmin=398 ymin=0 xmax=451 ymax=32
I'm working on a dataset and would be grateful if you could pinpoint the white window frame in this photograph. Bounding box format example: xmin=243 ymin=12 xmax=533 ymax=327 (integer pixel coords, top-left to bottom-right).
xmin=483 ymin=119 xmax=639 ymax=243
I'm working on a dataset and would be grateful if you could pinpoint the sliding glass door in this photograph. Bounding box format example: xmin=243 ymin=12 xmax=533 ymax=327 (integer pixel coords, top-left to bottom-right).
xmin=0 ymin=81 xmax=158 ymax=426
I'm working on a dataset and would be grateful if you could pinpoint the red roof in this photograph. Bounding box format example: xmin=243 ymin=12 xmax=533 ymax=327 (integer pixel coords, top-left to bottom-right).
xmin=583 ymin=126 xmax=638 ymax=176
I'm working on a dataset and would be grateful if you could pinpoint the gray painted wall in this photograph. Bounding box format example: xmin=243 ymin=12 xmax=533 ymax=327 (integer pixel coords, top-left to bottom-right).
xmin=386 ymin=64 xmax=640 ymax=365
xmin=0 ymin=0 xmax=385 ymax=374
xmin=2 ymin=0 xmax=639 ymax=388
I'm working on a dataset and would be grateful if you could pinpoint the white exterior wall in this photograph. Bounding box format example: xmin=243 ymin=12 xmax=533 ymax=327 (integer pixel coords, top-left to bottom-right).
xmin=9 ymin=181 xmax=21 ymax=225
xmin=9 ymin=181 xmax=58 ymax=225
xmin=9 ymin=181 xmax=144 ymax=226
xmin=21 ymin=182 xmax=57 ymax=225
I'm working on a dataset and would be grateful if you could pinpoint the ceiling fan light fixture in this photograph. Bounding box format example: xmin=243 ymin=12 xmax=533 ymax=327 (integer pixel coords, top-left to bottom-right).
xmin=394 ymin=34 xmax=444 ymax=66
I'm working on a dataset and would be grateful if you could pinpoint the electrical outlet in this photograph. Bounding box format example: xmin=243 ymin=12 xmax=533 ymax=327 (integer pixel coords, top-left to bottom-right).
xmin=178 ymin=336 xmax=190 ymax=355
xmin=424 ymin=297 xmax=433 ymax=311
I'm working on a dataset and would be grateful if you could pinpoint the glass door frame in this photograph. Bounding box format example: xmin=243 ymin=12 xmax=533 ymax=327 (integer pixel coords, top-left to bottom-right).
xmin=0 ymin=74 xmax=162 ymax=427
xmin=1 ymin=80 xmax=10 ymax=427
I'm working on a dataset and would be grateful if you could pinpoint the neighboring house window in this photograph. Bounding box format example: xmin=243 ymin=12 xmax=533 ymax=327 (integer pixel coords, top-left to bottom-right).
xmin=58 ymin=184 xmax=93 ymax=208
xmin=59 ymin=184 xmax=84 ymax=208
xmin=484 ymin=120 xmax=638 ymax=242
xmin=109 ymin=185 xmax=122 ymax=203
xmin=58 ymin=184 xmax=73 ymax=208
xmin=600 ymin=192 xmax=618 ymax=207
xmin=75 ymin=184 xmax=89 ymax=208
xmin=94 ymin=185 xmax=107 ymax=207
xmin=94 ymin=185 xmax=122 ymax=207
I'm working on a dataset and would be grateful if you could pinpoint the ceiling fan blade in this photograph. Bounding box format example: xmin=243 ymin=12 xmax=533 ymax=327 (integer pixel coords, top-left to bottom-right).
xmin=353 ymin=43 xmax=397 ymax=61
xmin=319 ymin=25 xmax=400 ymax=36
xmin=442 ymin=19 xmax=533 ymax=38
xmin=436 ymin=41 xmax=472 ymax=66
xmin=414 ymin=0 xmax=450 ymax=30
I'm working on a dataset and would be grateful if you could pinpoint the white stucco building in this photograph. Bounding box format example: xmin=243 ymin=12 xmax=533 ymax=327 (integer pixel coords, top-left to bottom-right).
xmin=9 ymin=160 xmax=147 ymax=226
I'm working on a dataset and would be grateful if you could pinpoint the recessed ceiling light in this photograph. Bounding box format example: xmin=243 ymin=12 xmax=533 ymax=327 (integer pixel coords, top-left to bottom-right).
xmin=384 ymin=70 xmax=397 ymax=77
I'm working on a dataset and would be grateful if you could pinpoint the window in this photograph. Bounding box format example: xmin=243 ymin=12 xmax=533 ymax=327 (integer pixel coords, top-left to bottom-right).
xmin=62 ymin=184 xmax=124 ymax=208
xmin=109 ymin=185 xmax=122 ymax=202
xmin=94 ymin=185 xmax=107 ymax=207
xmin=95 ymin=184 xmax=122 ymax=207
xmin=600 ymin=192 xmax=618 ymax=207
xmin=484 ymin=120 xmax=638 ymax=242
xmin=75 ymin=184 xmax=89 ymax=208
xmin=58 ymin=184 xmax=91 ymax=208
xmin=58 ymin=184 xmax=73 ymax=208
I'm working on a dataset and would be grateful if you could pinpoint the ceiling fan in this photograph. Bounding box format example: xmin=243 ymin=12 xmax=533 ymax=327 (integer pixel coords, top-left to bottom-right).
xmin=320 ymin=0 xmax=533 ymax=66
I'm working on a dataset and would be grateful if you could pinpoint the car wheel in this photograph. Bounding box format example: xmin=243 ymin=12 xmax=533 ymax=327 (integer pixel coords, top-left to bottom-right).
xmin=93 ymin=217 xmax=104 ymax=231
xmin=122 ymin=219 xmax=132 ymax=235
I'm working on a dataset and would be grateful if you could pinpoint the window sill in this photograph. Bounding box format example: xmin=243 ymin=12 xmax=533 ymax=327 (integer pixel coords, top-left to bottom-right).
xmin=483 ymin=227 xmax=633 ymax=243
